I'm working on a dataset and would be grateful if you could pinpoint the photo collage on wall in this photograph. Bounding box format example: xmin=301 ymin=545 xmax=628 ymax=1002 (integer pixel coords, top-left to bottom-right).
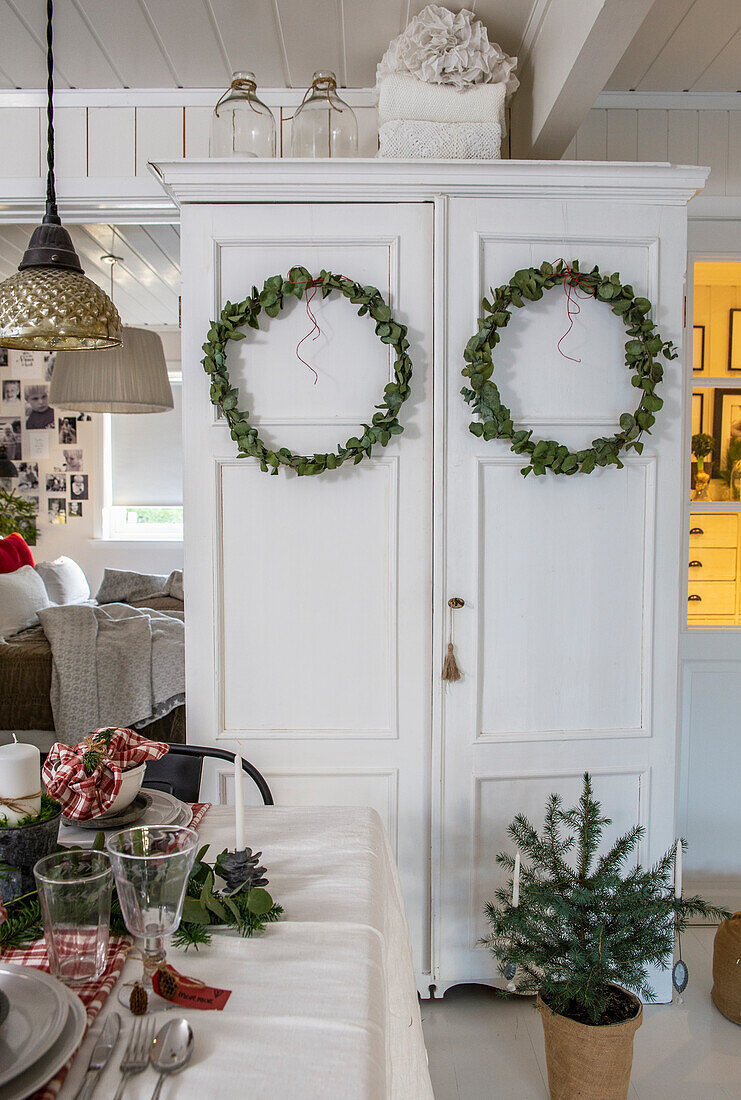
xmin=0 ymin=348 xmax=92 ymax=527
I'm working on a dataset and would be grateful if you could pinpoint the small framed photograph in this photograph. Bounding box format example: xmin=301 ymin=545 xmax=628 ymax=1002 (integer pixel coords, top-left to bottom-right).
xmin=693 ymin=325 xmax=705 ymax=373
xmin=68 ymin=500 xmax=83 ymax=518
xmin=45 ymin=472 xmax=66 ymax=494
xmin=2 ymin=379 xmax=21 ymax=406
xmin=62 ymin=448 xmax=83 ymax=471
xmin=58 ymin=416 xmax=77 ymax=444
xmin=17 ymin=462 xmax=39 ymax=491
xmin=48 ymin=497 xmax=66 ymax=525
xmin=0 ymin=348 xmax=8 ymax=369
xmin=24 ymin=384 xmax=55 ymax=430
xmin=0 ymin=417 xmax=22 ymax=460
xmin=70 ymin=473 xmax=88 ymax=501
xmin=692 ymin=392 xmax=704 ymax=436
xmin=730 ymin=310 xmax=741 ymax=372
xmin=712 ymin=388 xmax=741 ymax=476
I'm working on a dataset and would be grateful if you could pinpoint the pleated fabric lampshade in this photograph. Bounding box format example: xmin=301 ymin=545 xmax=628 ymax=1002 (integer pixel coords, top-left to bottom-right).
xmin=49 ymin=327 xmax=174 ymax=413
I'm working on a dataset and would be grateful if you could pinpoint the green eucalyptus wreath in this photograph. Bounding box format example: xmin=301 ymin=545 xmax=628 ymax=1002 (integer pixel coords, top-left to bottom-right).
xmin=461 ymin=259 xmax=677 ymax=477
xmin=201 ymin=266 xmax=412 ymax=476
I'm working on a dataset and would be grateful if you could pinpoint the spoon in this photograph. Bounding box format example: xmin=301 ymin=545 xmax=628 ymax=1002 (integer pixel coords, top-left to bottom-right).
xmin=149 ymin=1018 xmax=194 ymax=1100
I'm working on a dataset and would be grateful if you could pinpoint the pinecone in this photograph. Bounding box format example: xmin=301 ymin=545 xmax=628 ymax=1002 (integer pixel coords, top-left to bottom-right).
xmin=158 ymin=966 xmax=179 ymax=1000
xmin=129 ymin=982 xmax=148 ymax=1016
xmin=218 ymin=848 xmax=268 ymax=894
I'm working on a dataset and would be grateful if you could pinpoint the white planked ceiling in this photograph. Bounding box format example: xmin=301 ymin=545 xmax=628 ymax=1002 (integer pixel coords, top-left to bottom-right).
xmin=607 ymin=0 xmax=741 ymax=92
xmin=0 ymin=0 xmax=539 ymax=90
xmin=0 ymin=223 xmax=180 ymax=326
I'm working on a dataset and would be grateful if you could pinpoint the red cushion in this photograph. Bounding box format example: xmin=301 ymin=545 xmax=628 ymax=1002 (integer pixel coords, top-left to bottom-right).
xmin=0 ymin=533 xmax=35 ymax=573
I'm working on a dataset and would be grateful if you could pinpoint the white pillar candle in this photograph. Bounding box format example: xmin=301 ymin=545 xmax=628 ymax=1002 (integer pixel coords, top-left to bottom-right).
xmin=234 ymin=750 xmax=245 ymax=851
xmin=0 ymin=739 xmax=41 ymax=825
xmin=674 ymin=840 xmax=683 ymax=900
xmin=512 ymin=851 xmax=521 ymax=909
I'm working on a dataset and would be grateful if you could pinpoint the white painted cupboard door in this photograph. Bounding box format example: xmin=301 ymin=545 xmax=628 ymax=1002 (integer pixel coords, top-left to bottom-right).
xmin=180 ymin=202 xmax=433 ymax=975
xmin=435 ymin=197 xmax=688 ymax=997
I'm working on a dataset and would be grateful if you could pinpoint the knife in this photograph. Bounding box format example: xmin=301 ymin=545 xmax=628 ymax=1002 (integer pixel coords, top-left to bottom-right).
xmin=73 ymin=1010 xmax=121 ymax=1100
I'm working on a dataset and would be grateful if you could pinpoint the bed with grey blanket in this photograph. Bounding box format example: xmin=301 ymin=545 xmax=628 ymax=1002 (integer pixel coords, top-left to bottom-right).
xmin=37 ymin=600 xmax=185 ymax=744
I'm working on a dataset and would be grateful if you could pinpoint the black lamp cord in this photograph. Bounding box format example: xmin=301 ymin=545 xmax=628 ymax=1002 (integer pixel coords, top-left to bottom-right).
xmin=45 ymin=0 xmax=58 ymax=222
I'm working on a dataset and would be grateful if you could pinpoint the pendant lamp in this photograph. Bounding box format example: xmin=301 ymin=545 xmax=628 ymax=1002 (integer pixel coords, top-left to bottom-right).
xmin=49 ymin=254 xmax=174 ymax=413
xmin=0 ymin=0 xmax=122 ymax=351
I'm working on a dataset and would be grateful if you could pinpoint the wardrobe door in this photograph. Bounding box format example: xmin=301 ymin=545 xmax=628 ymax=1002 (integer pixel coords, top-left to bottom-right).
xmin=180 ymin=202 xmax=434 ymax=976
xmin=435 ymin=196 xmax=688 ymax=997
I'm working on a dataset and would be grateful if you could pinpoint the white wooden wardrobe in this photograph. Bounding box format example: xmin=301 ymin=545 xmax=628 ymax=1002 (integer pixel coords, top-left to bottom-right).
xmin=154 ymin=159 xmax=706 ymax=997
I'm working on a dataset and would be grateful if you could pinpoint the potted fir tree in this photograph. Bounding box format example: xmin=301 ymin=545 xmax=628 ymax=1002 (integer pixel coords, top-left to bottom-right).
xmin=482 ymin=774 xmax=727 ymax=1100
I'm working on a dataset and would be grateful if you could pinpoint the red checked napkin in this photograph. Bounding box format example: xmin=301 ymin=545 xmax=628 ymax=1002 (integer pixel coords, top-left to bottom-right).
xmin=42 ymin=727 xmax=169 ymax=821
xmin=0 ymin=936 xmax=130 ymax=1100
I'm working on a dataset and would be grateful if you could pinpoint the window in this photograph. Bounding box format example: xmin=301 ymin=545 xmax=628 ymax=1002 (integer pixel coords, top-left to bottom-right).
xmin=103 ymin=377 xmax=183 ymax=540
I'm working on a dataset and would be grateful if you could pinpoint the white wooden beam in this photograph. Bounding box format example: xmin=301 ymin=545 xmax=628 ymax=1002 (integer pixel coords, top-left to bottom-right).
xmin=511 ymin=0 xmax=658 ymax=159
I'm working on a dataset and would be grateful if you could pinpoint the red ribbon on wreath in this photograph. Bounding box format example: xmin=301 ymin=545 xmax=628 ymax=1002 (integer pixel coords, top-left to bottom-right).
xmin=548 ymin=260 xmax=597 ymax=364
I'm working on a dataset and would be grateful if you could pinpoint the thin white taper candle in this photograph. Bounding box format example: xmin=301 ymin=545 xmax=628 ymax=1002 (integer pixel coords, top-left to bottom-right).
xmin=512 ymin=851 xmax=521 ymax=908
xmin=234 ymin=751 xmax=245 ymax=851
xmin=674 ymin=840 xmax=683 ymax=900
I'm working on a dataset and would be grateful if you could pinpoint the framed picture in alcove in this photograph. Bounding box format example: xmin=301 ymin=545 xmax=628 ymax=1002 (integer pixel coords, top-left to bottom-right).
xmin=693 ymin=325 xmax=705 ymax=373
xmin=729 ymin=310 xmax=741 ymax=371
xmin=712 ymin=388 xmax=741 ymax=477
xmin=692 ymin=392 xmax=704 ymax=436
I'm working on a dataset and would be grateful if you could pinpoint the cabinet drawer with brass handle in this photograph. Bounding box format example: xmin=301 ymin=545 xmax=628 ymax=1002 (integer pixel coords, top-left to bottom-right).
xmin=689 ymin=514 xmax=738 ymax=548
xmin=687 ymin=581 xmax=737 ymax=616
xmin=687 ymin=548 xmax=737 ymax=580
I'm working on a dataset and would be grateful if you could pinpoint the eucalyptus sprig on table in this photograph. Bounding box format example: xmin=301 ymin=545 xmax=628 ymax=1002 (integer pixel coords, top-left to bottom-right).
xmin=461 ymin=260 xmax=677 ymax=477
xmin=202 ymin=266 xmax=413 ymax=477
xmin=173 ymin=844 xmax=283 ymax=951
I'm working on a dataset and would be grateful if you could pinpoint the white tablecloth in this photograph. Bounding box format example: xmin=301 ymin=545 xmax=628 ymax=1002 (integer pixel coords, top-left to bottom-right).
xmin=58 ymin=806 xmax=433 ymax=1100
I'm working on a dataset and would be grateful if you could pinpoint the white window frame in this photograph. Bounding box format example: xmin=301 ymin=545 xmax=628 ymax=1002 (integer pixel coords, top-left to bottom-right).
xmin=101 ymin=370 xmax=183 ymax=542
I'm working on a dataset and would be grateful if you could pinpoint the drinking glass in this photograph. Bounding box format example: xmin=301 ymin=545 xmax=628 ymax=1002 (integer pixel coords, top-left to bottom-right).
xmin=105 ymin=826 xmax=198 ymax=969
xmin=34 ymin=850 xmax=112 ymax=983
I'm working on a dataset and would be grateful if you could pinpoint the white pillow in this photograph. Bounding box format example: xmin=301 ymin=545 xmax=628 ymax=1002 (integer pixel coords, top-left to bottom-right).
xmin=35 ymin=556 xmax=91 ymax=606
xmin=0 ymin=565 xmax=51 ymax=638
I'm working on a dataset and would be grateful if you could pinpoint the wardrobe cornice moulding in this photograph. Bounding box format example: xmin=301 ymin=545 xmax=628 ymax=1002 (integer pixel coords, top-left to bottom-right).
xmin=0 ymin=177 xmax=175 ymax=223
xmin=150 ymin=159 xmax=709 ymax=208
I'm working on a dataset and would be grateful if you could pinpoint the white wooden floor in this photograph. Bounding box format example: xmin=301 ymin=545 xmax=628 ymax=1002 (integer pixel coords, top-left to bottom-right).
xmin=420 ymin=927 xmax=741 ymax=1100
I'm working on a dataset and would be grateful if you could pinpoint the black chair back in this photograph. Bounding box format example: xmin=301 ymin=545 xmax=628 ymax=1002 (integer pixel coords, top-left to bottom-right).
xmin=143 ymin=744 xmax=274 ymax=806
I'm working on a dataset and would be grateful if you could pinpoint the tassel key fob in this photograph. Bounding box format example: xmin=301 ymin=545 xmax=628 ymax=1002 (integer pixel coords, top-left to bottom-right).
xmin=442 ymin=598 xmax=464 ymax=682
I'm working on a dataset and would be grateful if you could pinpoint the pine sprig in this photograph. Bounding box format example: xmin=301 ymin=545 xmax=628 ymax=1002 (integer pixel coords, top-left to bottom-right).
xmin=481 ymin=772 xmax=730 ymax=1024
xmin=0 ymin=894 xmax=43 ymax=948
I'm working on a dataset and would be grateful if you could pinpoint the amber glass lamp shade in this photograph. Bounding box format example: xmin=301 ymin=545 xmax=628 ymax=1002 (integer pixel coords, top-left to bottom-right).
xmin=0 ymin=221 xmax=122 ymax=352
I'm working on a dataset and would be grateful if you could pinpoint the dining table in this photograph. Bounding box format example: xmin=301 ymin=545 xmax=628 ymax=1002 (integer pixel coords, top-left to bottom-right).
xmin=55 ymin=804 xmax=433 ymax=1100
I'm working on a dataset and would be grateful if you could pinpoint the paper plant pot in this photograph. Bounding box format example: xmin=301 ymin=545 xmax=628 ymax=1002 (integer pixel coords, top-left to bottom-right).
xmin=712 ymin=913 xmax=741 ymax=1024
xmin=0 ymin=804 xmax=62 ymax=896
xmin=537 ymin=987 xmax=642 ymax=1100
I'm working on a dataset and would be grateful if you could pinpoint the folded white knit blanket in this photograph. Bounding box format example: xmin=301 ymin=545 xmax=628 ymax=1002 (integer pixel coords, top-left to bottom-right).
xmin=377 ymin=73 xmax=506 ymax=126
xmin=378 ymin=119 xmax=502 ymax=160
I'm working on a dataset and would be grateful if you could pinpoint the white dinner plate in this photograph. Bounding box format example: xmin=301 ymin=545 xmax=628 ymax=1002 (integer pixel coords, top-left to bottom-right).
xmin=2 ymin=987 xmax=86 ymax=1100
xmin=0 ymin=963 xmax=70 ymax=1087
xmin=60 ymin=790 xmax=193 ymax=845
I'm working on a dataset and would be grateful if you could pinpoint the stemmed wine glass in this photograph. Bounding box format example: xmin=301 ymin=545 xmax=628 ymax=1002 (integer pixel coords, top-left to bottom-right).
xmin=105 ymin=826 xmax=198 ymax=982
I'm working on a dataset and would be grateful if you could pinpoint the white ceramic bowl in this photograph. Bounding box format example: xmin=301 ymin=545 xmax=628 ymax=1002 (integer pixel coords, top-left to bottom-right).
xmin=99 ymin=762 xmax=146 ymax=817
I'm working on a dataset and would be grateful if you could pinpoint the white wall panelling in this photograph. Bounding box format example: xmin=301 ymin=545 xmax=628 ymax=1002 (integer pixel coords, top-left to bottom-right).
xmin=568 ymin=95 xmax=741 ymax=218
xmin=162 ymin=160 xmax=703 ymax=994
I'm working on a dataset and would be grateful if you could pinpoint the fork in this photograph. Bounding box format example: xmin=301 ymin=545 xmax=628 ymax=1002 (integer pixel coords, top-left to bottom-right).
xmin=112 ymin=1016 xmax=155 ymax=1100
